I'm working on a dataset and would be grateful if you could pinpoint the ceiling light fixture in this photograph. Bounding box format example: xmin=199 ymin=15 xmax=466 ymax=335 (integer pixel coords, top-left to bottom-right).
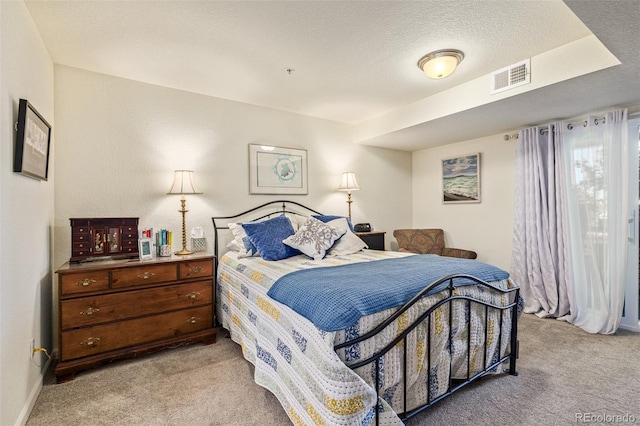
xmin=417 ymin=49 xmax=464 ymax=79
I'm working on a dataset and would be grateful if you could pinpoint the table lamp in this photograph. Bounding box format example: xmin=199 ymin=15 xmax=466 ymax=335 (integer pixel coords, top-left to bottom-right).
xmin=337 ymin=172 xmax=360 ymax=220
xmin=167 ymin=170 xmax=202 ymax=255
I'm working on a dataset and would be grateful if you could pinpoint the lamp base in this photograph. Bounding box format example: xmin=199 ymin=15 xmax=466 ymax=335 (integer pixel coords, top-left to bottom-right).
xmin=174 ymin=248 xmax=194 ymax=256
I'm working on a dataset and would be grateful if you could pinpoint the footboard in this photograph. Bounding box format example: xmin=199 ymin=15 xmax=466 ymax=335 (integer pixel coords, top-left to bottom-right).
xmin=334 ymin=274 xmax=520 ymax=425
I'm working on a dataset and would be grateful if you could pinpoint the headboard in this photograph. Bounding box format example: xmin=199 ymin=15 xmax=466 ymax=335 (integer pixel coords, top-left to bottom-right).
xmin=211 ymin=200 xmax=324 ymax=261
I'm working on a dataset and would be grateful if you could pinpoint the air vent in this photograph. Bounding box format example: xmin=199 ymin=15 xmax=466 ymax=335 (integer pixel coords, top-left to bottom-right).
xmin=491 ymin=59 xmax=531 ymax=94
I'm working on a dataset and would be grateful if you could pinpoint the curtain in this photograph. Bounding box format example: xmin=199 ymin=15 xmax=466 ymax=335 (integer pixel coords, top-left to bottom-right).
xmin=560 ymin=110 xmax=629 ymax=334
xmin=512 ymin=109 xmax=628 ymax=334
xmin=511 ymin=124 xmax=571 ymax=319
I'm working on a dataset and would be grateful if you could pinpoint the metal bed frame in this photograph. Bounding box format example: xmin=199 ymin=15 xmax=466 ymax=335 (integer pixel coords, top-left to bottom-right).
xmin=212 ymin=200 xmax=519 ymax=425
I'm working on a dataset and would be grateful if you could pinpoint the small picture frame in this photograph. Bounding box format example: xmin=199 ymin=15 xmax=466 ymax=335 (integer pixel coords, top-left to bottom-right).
xmin=138 ymin=238 xmax=153 ymax=260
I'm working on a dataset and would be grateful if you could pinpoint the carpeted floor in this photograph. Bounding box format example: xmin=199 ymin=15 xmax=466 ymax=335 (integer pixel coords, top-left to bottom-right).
xmin=27 ymin=314 xmax=639 ymax=425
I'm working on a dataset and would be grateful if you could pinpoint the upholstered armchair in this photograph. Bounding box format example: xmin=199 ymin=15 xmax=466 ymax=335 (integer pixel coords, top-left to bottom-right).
xmin=392 ymin=229 xmax=477 ymax=259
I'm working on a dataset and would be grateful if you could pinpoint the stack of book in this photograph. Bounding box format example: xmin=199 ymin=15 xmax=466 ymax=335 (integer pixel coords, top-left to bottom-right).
xmin=139 ymin=228 xmax=173 ymax=257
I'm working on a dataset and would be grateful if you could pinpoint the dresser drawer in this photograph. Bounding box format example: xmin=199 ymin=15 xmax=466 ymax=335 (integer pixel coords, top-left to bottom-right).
xmin=60 ymin=280 xmax=213 ymax=329
xmin=72 ymin=241 xmax=90 ymax=252
xmin=111 ymin=263 xmax=177 ymax=288
xmin=60 ymin=270 xmax=110 ymax=296
xmin=121 ymin=239 xmax=137 ymax=249
xmin=179 ymin=259 xmax=213 ymax=279
xmin=122 ymin=224 xmax=137 ymax=234
xmin=71 ymin=245 xmax=91 ymax=259
xmin=71 ymin=230 xmax=90 ymax=243
xmin=122 ymin=245 xmax=138 ymax=255
xmin=60 ymin=305 xmax=212 ymax=361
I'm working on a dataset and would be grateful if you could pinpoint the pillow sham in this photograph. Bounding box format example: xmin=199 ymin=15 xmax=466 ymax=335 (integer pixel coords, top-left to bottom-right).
xmin=312 ymin=214 xmax=355 ymax=232
xmin=283 ymin=216 xmax=346 ymax=260
xmin=284 ymin=213 xmax=309 ymax=231
xmin=227 ymin=222 xmax=259 ymax=258
xmin=326 ymin=218 xmax=368 ymax=256
xmin=242 ymin=214 xmax=300 ymax=261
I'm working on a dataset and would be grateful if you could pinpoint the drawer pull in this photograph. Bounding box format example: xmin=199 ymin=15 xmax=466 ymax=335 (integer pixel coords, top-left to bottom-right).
xmin=187 ymin=292 xmax=200 ymax=300
xmin=138 ymin=272 xmax=155 ymax=280
xmin=80 ymin=337 xmax=101 ymax=346
xmin=80 ymin=307 xmax=101 ymax=316
xmin=189 ymin=266 xmax=203 ymax=273
xmin=76 ymin=278 xmax=96 ymax=287
xmin=186 ymin=317 xmax=200 ymax=324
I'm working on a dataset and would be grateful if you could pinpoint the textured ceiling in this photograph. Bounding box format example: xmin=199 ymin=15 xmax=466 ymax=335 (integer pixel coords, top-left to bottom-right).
xmin=24 ymin=0 xmax=640 ymax=151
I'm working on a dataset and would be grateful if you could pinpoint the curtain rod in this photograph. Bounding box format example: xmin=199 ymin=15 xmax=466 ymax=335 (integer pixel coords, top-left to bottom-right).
xmin=504 ymin=115 xmax=609 ymax=140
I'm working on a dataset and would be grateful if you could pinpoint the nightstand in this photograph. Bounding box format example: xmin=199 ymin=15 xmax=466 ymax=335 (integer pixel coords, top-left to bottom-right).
xmin=356 ymin=231 xmax=386 ymax=250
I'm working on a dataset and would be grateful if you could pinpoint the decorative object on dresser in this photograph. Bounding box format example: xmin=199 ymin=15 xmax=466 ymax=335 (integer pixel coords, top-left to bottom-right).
xmin=69 ymin=218 xmax=139 ymax=262
xmin=13 ymin=98 xmax=52 ymax=181
xmin=54 ymin=253 xmax=216 ymax=383
xmin=191 ymin=226 xmax=207 ymax=252
xmin=337 ymin=171 xmax=360 ymax=220
xmin=167 ymin=170 xmax=203 ymax=255
xmin=138 ymin=238 xmax=153 ymax=260
xmin=356 ymin=230 xmax=385 ymax=250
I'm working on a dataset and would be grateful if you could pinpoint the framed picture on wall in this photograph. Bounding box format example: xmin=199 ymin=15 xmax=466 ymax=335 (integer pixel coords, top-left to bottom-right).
xmin=13 ymin=99 xmax=52 ymax=181
xmin=249 ymin=144 xmax=308 ymax=195
xmin=442 ymin=152 xmax=481 ymax=204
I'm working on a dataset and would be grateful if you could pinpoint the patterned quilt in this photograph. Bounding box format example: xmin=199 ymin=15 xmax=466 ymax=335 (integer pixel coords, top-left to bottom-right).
xmin=216 ymin=250 xmax=518 ymax=425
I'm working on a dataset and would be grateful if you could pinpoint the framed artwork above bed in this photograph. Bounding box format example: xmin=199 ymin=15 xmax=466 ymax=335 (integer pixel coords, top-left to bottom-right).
xmin=249 ymin=144 xmax=308 ymax=195
xmin=442 ymin=152 xmax=481 ymax=204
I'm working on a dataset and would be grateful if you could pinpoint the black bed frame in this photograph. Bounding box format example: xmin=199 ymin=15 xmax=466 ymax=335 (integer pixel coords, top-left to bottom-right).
xmin=212 ymin=200 xmax=519 ymax=425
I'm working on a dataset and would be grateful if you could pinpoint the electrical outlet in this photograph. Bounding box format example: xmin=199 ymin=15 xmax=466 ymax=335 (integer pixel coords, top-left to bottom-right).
xmin=30 ymin=338 xmax=35 ymax=360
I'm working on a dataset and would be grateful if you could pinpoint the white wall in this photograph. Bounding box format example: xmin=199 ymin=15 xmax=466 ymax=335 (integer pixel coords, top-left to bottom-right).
xmin=53 ymin=65 xmax=412 ymax=285
xmin=0 ymin=2 xmax=55 ymax=425
xmin=412 ymin=134 xmax=516 ymax=270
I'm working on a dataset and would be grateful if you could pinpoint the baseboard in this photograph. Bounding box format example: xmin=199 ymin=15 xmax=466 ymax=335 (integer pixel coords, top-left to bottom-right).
xmin=13 ymin=358 xmax=51 ymax=426
xmin=619 ymin=322 xmax=640 ymax=333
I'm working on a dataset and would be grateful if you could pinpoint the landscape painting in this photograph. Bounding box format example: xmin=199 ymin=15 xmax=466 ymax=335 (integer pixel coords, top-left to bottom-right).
xmin=442 ymin=153 xmax=481 ymax=203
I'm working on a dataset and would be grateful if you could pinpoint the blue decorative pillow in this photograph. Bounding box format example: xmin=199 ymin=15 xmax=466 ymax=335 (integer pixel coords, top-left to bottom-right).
xmin=313 ymin=215 xmax=355 ymax=232
xmin=242 ymin=215 xmax=300 ymax=261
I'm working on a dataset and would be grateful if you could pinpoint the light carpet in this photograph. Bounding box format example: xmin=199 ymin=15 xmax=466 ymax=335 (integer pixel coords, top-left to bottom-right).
xmin=27 ymin=314 xmax=640 ymax=425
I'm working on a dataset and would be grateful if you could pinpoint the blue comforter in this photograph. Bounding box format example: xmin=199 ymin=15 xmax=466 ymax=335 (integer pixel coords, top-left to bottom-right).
xmin=266 ymin=254 xmax=510 ymax=331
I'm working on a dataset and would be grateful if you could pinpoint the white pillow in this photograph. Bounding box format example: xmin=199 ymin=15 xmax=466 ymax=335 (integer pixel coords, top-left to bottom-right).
xmin=283 ymin=216 xmax=345 ymax=260
xmin=227 ymin=222 xmax=259 ymax=258
xmin=284 ymin=213 xmax=309 ymax=231
xmin=326 ymin=218 xmax=368 ymax=256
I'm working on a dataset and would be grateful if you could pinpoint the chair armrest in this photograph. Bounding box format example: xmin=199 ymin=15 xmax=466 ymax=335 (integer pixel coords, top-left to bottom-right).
xmin=442 ymin=248 xmax=477 ymax=259
xmin=398 ymin=247 xmax=418 ymax=254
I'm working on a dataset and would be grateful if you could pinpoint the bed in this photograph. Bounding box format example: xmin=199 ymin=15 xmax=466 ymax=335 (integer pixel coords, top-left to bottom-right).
xmin=213 ymin=200 xmax=521 ymax=425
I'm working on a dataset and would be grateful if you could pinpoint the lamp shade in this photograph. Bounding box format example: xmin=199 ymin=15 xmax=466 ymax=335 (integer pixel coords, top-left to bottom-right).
xmin=338 ymin=172 xmax=360 ymax=193
xmin=418 ymin=49 xmax=464 ymax=79
xmin=167 ymin=170 xmax=202 ymax=195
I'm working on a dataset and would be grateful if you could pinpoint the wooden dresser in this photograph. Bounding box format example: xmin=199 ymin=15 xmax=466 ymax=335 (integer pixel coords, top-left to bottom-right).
xmin=54 ymin=253 xmax=216 ymax=382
